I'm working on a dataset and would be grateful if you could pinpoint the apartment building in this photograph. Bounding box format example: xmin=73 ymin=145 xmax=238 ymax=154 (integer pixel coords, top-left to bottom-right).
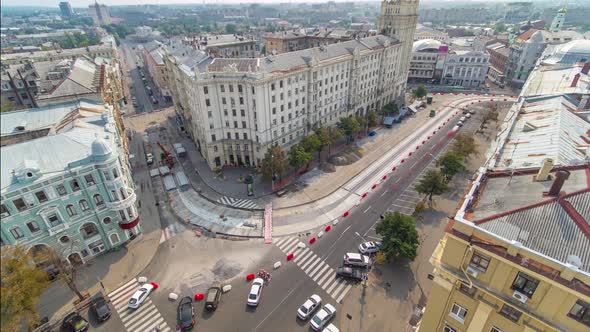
xmin=263 ymin=29 xmax=372 ymax=55
xmin=440 ymin=50 xmax=489 ymax=87
xmin=409 ymin=39 xmax=447 ymax=83
xmin=141 ymin=41 xmax=170 ymax=99
xmin=88 ymin=1 xmax=112 ymax=27
xmin=421 ymin=47 xmax=590 ymax=332
xmin=487 ymin=43 xmax=509 ymax=85
xmin=0 ymin=100 xmax=139 ymax=265
xmin=182 ymin=34 xmax=256 ymax=58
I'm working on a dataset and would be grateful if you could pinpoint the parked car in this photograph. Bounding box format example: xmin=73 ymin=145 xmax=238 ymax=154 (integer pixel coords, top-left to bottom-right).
xmin=205 ymin=286 xmax=222 ymax=310
xmin=323 ymin=324 xmax=340 ymax=332
xmin=469 ymin=110 xmax=475 ymax=115
xmin=128 ymin=283 xmax=155 ymax=309
xmin=297 ymin=294 xmax=322 ymax=320
xmin=459 ymin=116 xmax=466 ymax=122
xmin=336 ymin=266 xmax=363 ymax=281
xmin=177 ymin=296 xmax=195 ymax=330
xmin=247 ymin=278 xmax=264 ymax=306
xmin=343 ymin=253 xmax=371 ymax=268
xmin=358 ymin=241 xmax=381 ymax=254
xmin=465 ymin=113 xmax=471 ymax=118
xmin=61 ymin=312 xmax=89 ymax=332
xmin=457 ymin=121 xmax=464 ymax=127
xmin=151 ymin=96 xmax=159 ymax=105
xmin=146 ymin=153 xmax=154 ymax=165
xmin=310 ymin=304 xmax=337 ymax=331
xmin=90 ymin=295 xmax=111 ymax=322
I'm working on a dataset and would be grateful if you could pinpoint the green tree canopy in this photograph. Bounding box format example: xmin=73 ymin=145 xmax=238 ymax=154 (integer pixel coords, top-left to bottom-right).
xmin=375 ymin=212 xmax=420 ymax=261
xmin=300 ymin=134 xmax=322 ymax=158
xmin=367 ymin=111 xmax=378 ymax=127
xmin=437 ymin=151 xmax=466 ymax=182
xmin=225 ymin=24 xmax=237 ymax=34
xmin=415 ymin=170 xmax=449 ymax=205
xmin=1 ymin=245 xmax=50 ymax=331
xmin=339 ymin=117 xmax=361 ymax=143
xmin=261 ymin=144 xmax=287 ymax=181
xmin=288 ymin=145 xmax=313 ymax=169
xmin=452 ymin=134 xmax=479 ymax=160
xmin=412 ymin=84 xmax=428 ymax=99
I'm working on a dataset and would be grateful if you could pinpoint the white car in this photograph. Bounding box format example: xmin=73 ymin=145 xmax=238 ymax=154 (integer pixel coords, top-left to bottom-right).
xmin=247 ymin=278 xmax=264 ymax=307
xmin=146 ymin=153 xmax=154 ymax=165
xmin=128 ymin=283 xmax=154 ymax=309
xmin=310 ymin=304 xmax=337 ymax=331
xmin=322 ymin=324 xmax=340 ymax=332
xmin=343 ymin=253 xmax=371 ymax=268
xmin=297 ymin=294 xmax=322 ymax=320
xmin=358 ymin=241 xmax=382 ymax=254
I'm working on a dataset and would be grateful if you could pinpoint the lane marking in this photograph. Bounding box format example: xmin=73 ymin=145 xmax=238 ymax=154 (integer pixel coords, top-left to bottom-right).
xmin=363 ymin=205 xmax=372 ymax=213
xmin=336 ymin=284 xmax=353 ymax=303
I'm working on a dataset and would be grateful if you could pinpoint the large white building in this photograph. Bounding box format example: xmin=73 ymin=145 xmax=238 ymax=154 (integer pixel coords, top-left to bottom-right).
xmin=440 ymin=50 xmax=490 ymax=87
xmin=164 ymin=0 xmax=419 ymax=169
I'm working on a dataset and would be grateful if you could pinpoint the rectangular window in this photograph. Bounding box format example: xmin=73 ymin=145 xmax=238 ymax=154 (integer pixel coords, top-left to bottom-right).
xmin=512 ymin=272 xmax=539 ymax=297
xmin=232 ymin=109 xmax=237 ymax=117
xmin=490 ymin=327 xmax=502 ymax=332
xmin=13 ymin=198 xmax=27 ymax=212
xmin=205 ymin=99 xmax=211 ymax=107
xmin=234 ymin=121 xmax=238 ymax=128
xmin=449 ymin=303 xmax=467 ymax=323
xmin=220 ymin=84 xmax=225 ymax=92
xmin=229 ymin=85 xmax=234 ymax=93
xmin=243 ymin=133 xmax=248 ymax=140
xmin=459 ymin=283 xmax=476 ymax=297
xmin=469 ymin=252 xmax=490 ymax=272
xmin=55 ymin=184 xmax=67 ymax=196
xmin=211 ymin=134 xmax=216 ymax=142
xmin=70 ymin=179 xmax=81 ymax=191
xmin=48 ymin=214 xmax=61 ymax=227
xmin=251 ymin=86 xmax=255 ymax=94
xmin=26 ymin=220 xmax=40 ymax=233
xmin=35 ymin=191 xmax=48 ymax=203
xmin=0 ymin=204 xmax=9 ymax=217
xmin=234 ymin=133 xmax=239 ymax=140
xmin=271 ymin=83 xmax=275 ymax=91
xmin=500 ymin=304 xmax=522 ymax=322
xmin=239 ymin=97 xmax=244 ymax=105
xmin=242 ymin=121 xmax=247 ymax=128
xmin=203 ymin=86 xmax=209 ymax=94
xmin=443 ymin=326 xmax=456 ymax=332
xmin=10 ymin=227 xmax=24 ymax=239
xmin=568 ymin=300 xmax=590 ymax=326
xmin=227 ymin=133 xmax=231 ymax=139
xmin=84 ymin=174 xmax=95 ymax=186
xmin=241 ymin=109 xmax=245 ymax=117
xmin=238 ymin=85 xmax=243 ymax=93
xmin=80 ymin=200 xmax=90 ymax=211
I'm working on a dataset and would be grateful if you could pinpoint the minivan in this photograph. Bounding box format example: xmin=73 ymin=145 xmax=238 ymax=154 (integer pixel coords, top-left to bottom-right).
xmin=343 ymin=253 xmax=371 ymax=268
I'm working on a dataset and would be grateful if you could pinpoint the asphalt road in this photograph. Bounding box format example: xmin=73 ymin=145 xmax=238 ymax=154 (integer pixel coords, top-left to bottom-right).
xmin=120 ymin=41 xmax=153 ymax=114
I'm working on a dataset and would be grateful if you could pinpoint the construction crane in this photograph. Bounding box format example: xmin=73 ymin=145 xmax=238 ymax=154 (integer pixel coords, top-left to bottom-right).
xmin=157 ymin=141 xmax=175 ymax=168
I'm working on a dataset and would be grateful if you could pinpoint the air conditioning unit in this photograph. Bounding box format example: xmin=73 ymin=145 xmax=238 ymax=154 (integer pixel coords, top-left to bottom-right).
xmin=466 ymin=266 xmax=479 ymax=278
xmin=512 ymin=290 xmax=528 ymax=304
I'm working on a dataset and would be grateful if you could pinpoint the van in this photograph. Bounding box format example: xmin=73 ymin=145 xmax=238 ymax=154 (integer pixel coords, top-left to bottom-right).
xmin=343 ymin=253 xmax=371 ymax=268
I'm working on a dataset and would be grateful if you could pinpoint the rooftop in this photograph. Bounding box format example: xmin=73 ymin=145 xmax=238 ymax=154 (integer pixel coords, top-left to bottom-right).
xmin=412 ymin=39 xmax=442 ymax=52
xmin=37 ymin=57 xmax=100 ymax=101
xmin=201 ymin=34 xmax=254 ymax=47
xmin=522 ymin=64 xmax=590 ymax=97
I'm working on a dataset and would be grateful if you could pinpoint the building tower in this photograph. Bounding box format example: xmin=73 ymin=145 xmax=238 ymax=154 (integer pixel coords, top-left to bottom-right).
xmin=378 ymin=0 xmax=420 ymax=88
xmin=550 ymin=6 xmax=567 ymax=33
xmin=59 ymin=2 xmax=73 ymax=18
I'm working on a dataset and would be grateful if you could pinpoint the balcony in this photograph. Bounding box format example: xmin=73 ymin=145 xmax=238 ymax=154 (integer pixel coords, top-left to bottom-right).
xmin=48 ymin=223 xmax=69 ymax=236
xmin=105 ymin=187 xmax=137 ymax=210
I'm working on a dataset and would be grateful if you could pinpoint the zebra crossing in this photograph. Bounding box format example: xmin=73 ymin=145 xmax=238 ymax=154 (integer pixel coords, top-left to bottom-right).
xmin=107 ymin=278 xmax=171 ymax=332
xmin=217 ymin=196 xmax=260 ymax=209
xmin=274 ymin=237 xmax=354 ymax=304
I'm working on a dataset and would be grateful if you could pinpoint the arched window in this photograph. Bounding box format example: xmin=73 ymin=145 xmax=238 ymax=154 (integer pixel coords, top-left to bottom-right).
xmin=119 ymin=187 xmax=127 ymax=200
xmin=66 ymin=204 xmax=77 ymax=217
xmin=59 ymin=235 xmax=70 ymax=244
xmin=80 ymin=223 xmax=99 ymax=239
xmin=110 ymin=233 xmax=120 ymax=245
xmin=110 ymin=190 xmax=118 ymax=201
xmin=93 ymin=194 xmax=104 ymax=206
xmin=79 ymin=199 xmax=90 ymax=212
xmin=103 ymin=217 xmax=112 ymax=225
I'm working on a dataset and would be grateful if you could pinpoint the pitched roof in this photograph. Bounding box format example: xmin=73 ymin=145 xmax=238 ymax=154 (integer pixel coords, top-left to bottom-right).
xmin=37 ymin=58 xmax=100 ymax=101
xmin=516 ymin=28 xmax=539 ymax=42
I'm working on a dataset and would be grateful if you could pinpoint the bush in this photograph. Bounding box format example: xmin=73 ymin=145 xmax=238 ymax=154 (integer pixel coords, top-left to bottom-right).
xmin=413 ymin=201 xmax=427 ymax=217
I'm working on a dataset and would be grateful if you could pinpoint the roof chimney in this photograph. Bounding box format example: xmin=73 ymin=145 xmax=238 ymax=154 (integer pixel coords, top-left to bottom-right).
xmin=571 ymin=73 xmax=580 ymax=87
xmin=582 ymin=62 xmax=590 ymax=75
xmin=548 ymin=170 xmax=570 ymax=196
xmin=535 ymin=158 xmax=553 ymax=181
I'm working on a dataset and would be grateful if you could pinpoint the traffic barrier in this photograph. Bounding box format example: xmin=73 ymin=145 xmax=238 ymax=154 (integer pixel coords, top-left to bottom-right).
xmin=325 ymin=225 xmax=332 ymax=232
xmin=422 ymin=140 xmax=425 ymax=144
xmin=309 ymin=237 xmax=316 ymax=244
xmin=274 ymin=261 xmax=282 ymax=269
xmin=151 ymin=282 xmax=159 ymax=290
xmin=408 ymin=152 xmax=413 ymax=156
xmin=287 ymin=253 xmax=294 ymax=261
xmin=138 ymin=276 xmax=147 ymax=283
xmin=343 ymin=211 xmax=349 ymax=217
xmin=427 ymin=136 xmax=431 ymax=139
xmin=392 ymin=166 xmax=397 ymax=171
xmin=246 ymin=273 xmax=255 ymax=281
xmin=400 ymin=159 xmax=405 ymax=163
xmin=194 ymin=293 xmax=204 ymax=301
xmin=416 ymin=146 xmax=420 ymax=150
xmin=382 ymin=175 xmax=387 ymax=180
xmin=168 ymin=293 xmax=178 ymax=301
xmin=362 ymin=192 xmax=368 ymax=198
xmin=371 ymin=184 xmax=377 ymax=190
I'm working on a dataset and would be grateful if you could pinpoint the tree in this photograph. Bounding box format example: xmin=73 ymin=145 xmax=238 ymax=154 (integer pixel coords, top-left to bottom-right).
xmin=437 ymin=151 xmax=466 ymax=182
xmin=225 ymin=24 xmax=237 ymax=34
xmin=39 ymin=247 xmax=85 ymax=302
xmin=339 ymin=117 xmax=361 ymax=144
xmin=452 ymin=134 xmax=479 ymax=160
xmin=379 ymin=102 xmax=399 ymax=122
xmin=412 ymin=84 xmax=428 ymax=100
xmin=316 ymin=126 xmax=343 ymax=158
xmin=1 ymin=245 xmax=50 ymax=331
xmin=367 ymin=111 xmax=378 ymax=127
xmin=289 ymin=145 xmax=313 ymax=169
xmin=415 ymin=170 xmax=449 ymax=205
xmin=261 ymin=144 xmax=287 ymax=182
xmin=375 ymin=212 xmax=420 ymax=261
xmin=300 ymin=134 xmax=322 ymax=159
xmin=494 ymin=22 xmax=507 ymax=34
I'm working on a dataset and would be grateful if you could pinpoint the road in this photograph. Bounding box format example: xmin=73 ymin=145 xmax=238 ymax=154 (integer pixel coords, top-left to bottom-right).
xmin=100 ymin=95 xmax=513 ymax=332
xmin=120 ymin=40 xmax=153 ymax=114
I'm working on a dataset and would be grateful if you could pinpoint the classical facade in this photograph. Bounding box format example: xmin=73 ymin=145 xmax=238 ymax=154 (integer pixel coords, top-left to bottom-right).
xmin=409 ymin=39 xmax=447 ymax=83
xmin=440 ymin=50 xmax=490 ymax=87
xmin=0 ymin=100 xmax=139 ymax=265
xmin=263 ymin=29 xmax=372 ymax=55
xmin=487 ymin=44 xmax=509 ymax=85
xmin=182 ymin=34 xmax=256 ymax=58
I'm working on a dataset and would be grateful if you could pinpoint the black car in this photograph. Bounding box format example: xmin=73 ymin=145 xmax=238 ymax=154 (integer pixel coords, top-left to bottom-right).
xmin=336 ymin=266 xmax=363 ymax=281
xmin=91 ymin=295 xmax=111 ymax=322
xmin=177 ymin=296 xmax=195 ymax=330
xmin=62 ymin=312 xmax=89 ymax=332
xmin=205 ymin=286 xmax=222 ymax=310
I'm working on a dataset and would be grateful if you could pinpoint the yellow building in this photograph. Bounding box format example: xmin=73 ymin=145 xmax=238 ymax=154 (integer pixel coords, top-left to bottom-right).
xmin=421 ymin=164 xmax=590 ymax=332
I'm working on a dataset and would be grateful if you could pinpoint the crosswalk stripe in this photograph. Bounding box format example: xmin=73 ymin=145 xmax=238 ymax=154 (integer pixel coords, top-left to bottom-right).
xmin=336 ymin=284 xmax=353 ymax=303
xmin=125 ymin=306 xmax=159 ymax=329
xmin=317 ymin=270 xmax=335 ymax=289
xmin=331 ymin=281 xmax=347 ymax=298
xmin=326 ymin=278 xmax=341 ymax=294
xmin=313 ymin=264 xmax=331 ymax=281
xmin=278 ymin=238 xmax=298 ymax=251
xmin=274 ymin=237 xmax=289 ymax=247
xmin=161 ymin=327 xmax=171 ymax=332
xmin=130 ymin=313 xmax=163 ymax=332
xmin=120 ymin=300 xmax=154 ymax=323
xmin=308 ymin=261 xmax=327 ymax=278
xmin=112 ymin=288 xmax=139 ymax=310
xmin=283 ymin=239 xmax=301 ymax=253
xmin=295 ymin=250 xmax=314 ymax=264
xmin=108 ymin=278 xmax=138 ymax=298
xmin=293 ymin=248 xmax=310 ymax=262
xmin=302 ymin=255 xmax=322 ymax=273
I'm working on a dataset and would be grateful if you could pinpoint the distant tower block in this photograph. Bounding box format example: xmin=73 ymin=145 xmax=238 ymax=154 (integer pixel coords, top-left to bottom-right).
xmin=550 ymin=6 xmax=567 ymax=33
xmin=378 ymin=0 xmax=420 ymax=89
